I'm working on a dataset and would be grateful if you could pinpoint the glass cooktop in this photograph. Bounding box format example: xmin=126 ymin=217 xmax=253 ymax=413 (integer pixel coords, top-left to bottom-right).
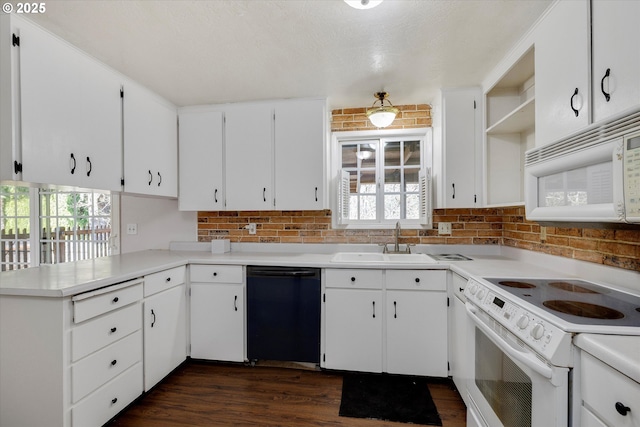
xmin=482 ymin=278 xmax=640 ymax=327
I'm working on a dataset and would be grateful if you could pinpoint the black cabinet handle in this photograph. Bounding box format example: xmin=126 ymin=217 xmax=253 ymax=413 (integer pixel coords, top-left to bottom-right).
xmin=213 ymin=272 xmax=218 ymax=277
xmin=151 ymin=309 xmax=156 ymax=328
xmin=234 ymin=295 xmax=238 ymax=312
xmin=350 ymin=276 xmax=356 ymax=282
xmin=110 ymin=327 xmax=117 ymax=334
xmin=615 ymin=402 xmax=631 ymax=416
xmin=415 ymin=278 xmax=420 ymax=283
xmin=70 ymin=153 xmax=76 ymax=174
xmin=459 ymin=287 xmax=464 ymax=292
xmin=315 ymin=187 xmax=318 ymax=202
xmin=570 ymin=88 xmax=579 ymax=117
xmin=165 ymin=277 xmax=171 ymax=282
xmin=111 ymin=359 xmax=117 ymax=366
xmin=372 ymin=301 xmax=376 ymax=318
xmin=393 ymin=301 xmax=397 ymax=319
xmin=86 ymin=157 xmax=92 ymax=177
xmin=157 ymin=172 xmax=162 ymax=187
xmin=452 ymin=183 xmax=455 ymax=199
xmin=263 ymin=187 xmax=266 ymax=202
xmin=112 ymin=296 xmax=119 ymax=303
xmin=148 ymin=170 xmax=153 ymax=186
xmin=111 ymin=397 xmax=118 ymax=405
xmin=214 ymin=188 xmax=218 ymax=203
xmin=601 ymin=68 xmax=611 ymax=102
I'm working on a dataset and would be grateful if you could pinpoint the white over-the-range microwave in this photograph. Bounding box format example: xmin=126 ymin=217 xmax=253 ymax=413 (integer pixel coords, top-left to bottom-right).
xmin=525 ymin=108 xmax=640 ymax=225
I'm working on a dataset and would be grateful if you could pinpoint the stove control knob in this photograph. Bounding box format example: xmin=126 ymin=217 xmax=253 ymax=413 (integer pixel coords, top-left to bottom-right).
xmin=531 ymin=323 xmax=545 ymax=340
xmin=477 ymin=289 xmax=486 ymax=300
xmin=516 ymin=314 xmax=530 ymax=329
xmin=468 ymin=283 xmax=478 ymax=295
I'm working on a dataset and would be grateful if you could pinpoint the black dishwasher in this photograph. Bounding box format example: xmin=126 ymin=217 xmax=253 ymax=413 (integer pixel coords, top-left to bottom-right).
xmin=246 ymin=266 xmax=321 ymax=364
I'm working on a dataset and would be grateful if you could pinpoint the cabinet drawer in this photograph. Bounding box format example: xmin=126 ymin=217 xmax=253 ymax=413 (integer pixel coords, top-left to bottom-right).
xmin=325 ymin=269 xmax=383 ymax=289
xmin=73 ymin=280 xmax=143 ymax=323
xmin=72 ymin=303 xmax=142 ymax=362
xmin=72 ymin=330 xmax=142 ymax=403
xmin=72 ymin=363 xmax=143 ymax=427
xmin=386 ymin=270 xmax=446 ymax=290
xmin=581 ymin=352 xmax=640 ymax=427
xmin=144 ymin=266 xmax=186 ymax=297
xmin=190 ymin=264 xmax=243 ymax=284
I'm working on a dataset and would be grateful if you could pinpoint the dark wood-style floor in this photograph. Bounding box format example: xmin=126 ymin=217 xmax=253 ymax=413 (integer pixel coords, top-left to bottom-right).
xmin=109 ymin=360 xmax=467 ymax=427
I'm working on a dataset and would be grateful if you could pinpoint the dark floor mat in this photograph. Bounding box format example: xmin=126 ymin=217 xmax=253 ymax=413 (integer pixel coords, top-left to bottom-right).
xmin=339 ymin=372 xmax=443 ymax=426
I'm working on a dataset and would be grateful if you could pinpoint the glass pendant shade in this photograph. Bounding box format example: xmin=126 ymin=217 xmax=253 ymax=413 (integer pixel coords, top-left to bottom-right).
xmin=366 ymin=92 xmax=399 ymax=128
xmin=344 ymin=0 xmax=384 ymax=10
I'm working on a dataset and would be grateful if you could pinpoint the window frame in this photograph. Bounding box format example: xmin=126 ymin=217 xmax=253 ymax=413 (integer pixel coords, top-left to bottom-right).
xmin=331 ymin=127 xmax=432 ymax=229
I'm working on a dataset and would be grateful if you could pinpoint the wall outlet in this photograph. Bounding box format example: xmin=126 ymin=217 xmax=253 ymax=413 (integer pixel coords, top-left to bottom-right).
xmin=246 ymin=223 xmax=257 ymax=235
xmin=438 ymin=222 xmax=452 ymax=235
xmin=126 ymin=223 xmax=138 ymax=235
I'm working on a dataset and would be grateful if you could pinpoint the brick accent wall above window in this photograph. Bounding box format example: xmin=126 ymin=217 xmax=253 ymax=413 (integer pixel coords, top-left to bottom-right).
xmin=331 ymin=104 xmax=432 ymax=132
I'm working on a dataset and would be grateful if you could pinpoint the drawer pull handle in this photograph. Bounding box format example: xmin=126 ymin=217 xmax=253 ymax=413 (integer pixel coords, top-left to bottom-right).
xmin=415 ymin=278 xmax=420 ymax=283
xmin=394 ymin=301 xmax=397 ymax=318
xmin=151 ymin=309 xmax=156 ymax=328
xmin=350 ymin=277 xmax=356 ymax=282
xmin=110 ymin=327 xmax=117 ymax=334
xmin=234 ymin=295 xmax=238 ymax=311
xmin=148 ymin=170 xmax=153 ymax=186
xmin=112 ymin=296 xmax=119 ymax=303
xmin=111 ymin=359 xmax=117 ymax=366
xmin=615 ymin=402 xmax=631 ymax=416
xmin=372 ymin=301 xmax=376 ymax=318
xmin=166 ymin=277 xmax=171 ymax=282
xmin=213 ymin=272 xmax=218 ymax=277
xmin=111 ymin=397 xmax=118 ymax=405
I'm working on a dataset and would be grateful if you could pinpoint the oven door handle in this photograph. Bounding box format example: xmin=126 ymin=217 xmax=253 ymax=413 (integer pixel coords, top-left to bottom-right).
xmin=466 ymin=304 xmax=554 ymax=380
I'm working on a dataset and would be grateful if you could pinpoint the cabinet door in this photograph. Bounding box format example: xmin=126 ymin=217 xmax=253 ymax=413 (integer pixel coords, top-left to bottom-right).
xmin=386 ymin=290 xmax=447 ymax=377
xmin=592 ymin=0 xmax=640 ymax=123
xmin=143 ymin=284 xmax=186 ymax=391
xmin=274 ymin=100 xmax=325 ymax=210
xmin=535 ymin=0 xmax=590 ymax=145
xmin=123 ymin=81 xmax=177 ymax=197
xmin=442 ymin=88 xmax=481 ymax=208
xmin=190 ymin=283 xmax=244 ymax=362
xmin=224 ymin=104 xmax=273 ymax=210
xmin=19 ymin=19 xmax=80 ymax=187
xmin=178 ymin=111 xmax=224 ymax=210
xmin=324 ymin=289 xmax=382 ymax=373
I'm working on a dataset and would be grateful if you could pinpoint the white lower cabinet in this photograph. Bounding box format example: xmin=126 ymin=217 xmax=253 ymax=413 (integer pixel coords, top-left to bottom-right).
xmin=143 ymin=283 xmax=187 ymax=391
xmin=323 ymin=268 xmax=448 ymax=376
xmin=324 ymin=288 xmax=383 ymax=373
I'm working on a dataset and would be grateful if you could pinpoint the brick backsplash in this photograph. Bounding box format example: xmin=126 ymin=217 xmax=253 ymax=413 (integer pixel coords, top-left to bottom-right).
xmin=331 ymin=104 xmax=432 ymax=132
xmin=197 ymin=207 xmax=640 ymax=272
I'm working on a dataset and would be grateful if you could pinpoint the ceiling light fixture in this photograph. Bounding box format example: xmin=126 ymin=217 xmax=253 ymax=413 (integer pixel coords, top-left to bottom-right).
xmin=366 ymin=92 xmax=399 ymax=128
xmin=344 ymin=0 xmax=384 ymax=10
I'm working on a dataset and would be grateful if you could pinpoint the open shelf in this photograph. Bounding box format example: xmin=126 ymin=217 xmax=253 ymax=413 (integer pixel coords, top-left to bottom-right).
xmin=486 ymin=97 xmax=535 ymax=135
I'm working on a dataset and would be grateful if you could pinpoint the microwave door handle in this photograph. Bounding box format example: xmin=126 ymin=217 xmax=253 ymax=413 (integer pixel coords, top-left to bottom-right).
xmin=466 ymin=304 xmax=554 ymax=380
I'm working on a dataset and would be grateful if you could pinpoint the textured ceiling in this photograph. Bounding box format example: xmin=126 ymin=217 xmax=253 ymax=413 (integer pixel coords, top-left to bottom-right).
xmin=23 ymin=0 xmax=552 ymax=109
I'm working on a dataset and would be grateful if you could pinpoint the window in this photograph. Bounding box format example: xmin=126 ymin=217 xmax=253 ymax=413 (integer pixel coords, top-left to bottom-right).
xmin=334 ymin=129 xmax=432 ymax=227
xmin=0 ymin=185 xmax=116 ymax=269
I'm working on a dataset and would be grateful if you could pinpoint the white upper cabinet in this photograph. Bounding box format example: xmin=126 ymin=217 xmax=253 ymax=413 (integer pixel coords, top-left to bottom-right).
xmin=535 ymin=0 xmax=590 ymax=146
xmin=224 ymin=104 xmax=274 ymax=210
xmin=9 ymin=16 xmax=122 ymax=191
xmin=274 ymin=99 xmax=326 ymax=210
xmin=441 ymin=88 xmax=482 ymax=208
xmin=591 ymin=0 xmax=640 ymax=123
xmin=123 ymin=81 xmax=177 ymax=197
xmin=178 ymin=110 xmax=224 ymax=211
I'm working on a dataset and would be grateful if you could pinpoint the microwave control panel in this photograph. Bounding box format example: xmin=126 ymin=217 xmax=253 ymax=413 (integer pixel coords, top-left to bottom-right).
xmin=624 ymin=133 xmax=640 ymax=221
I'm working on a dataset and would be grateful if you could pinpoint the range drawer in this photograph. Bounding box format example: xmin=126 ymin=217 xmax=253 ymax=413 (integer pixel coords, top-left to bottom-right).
xmin=385 ymin=270 xmax=446 ymax=290
xmin=325 ymin=269 xmax=383 ymax=289
xmin=71 ymin=303 xmax=142 ymax=362
xmin=72 ymin=330 xmax=142 ymax=403
xmin=73 ymin=280 xmax=143 ymax=324
xmin=581 ymin=351 xmax=640 ymax=427
xmin=190 ymin=264 xmax=243 ymax=284
xmin=72 ymin=363 xmax=143 ymax=427
xmin=144 ymin=266 xmax=186 ymax=297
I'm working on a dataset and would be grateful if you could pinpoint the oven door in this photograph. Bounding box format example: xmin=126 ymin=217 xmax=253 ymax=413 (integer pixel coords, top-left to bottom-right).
xmin=466 ymin=302 xmax=569 ymax=427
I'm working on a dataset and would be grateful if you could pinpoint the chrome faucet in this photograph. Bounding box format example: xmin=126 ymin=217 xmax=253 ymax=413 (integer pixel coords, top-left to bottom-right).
xmin=394 ymin=221 xmax=401 ymax=253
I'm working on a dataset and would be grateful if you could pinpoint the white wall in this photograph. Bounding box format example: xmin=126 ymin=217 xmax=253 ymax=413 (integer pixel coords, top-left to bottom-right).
xmin=120 ymin=195 xmax=196 ymax=253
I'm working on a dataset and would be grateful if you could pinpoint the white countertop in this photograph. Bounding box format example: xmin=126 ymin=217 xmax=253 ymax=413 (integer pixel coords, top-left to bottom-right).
xmin=574 ymin=334 xmax=640 ymax=383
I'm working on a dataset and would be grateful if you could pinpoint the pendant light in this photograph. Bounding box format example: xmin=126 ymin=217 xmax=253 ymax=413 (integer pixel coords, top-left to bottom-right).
xmin=344 ymin=0 xmax=384 ymax=10
xmin=366 ymin=92 xmax=399 ymax=128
